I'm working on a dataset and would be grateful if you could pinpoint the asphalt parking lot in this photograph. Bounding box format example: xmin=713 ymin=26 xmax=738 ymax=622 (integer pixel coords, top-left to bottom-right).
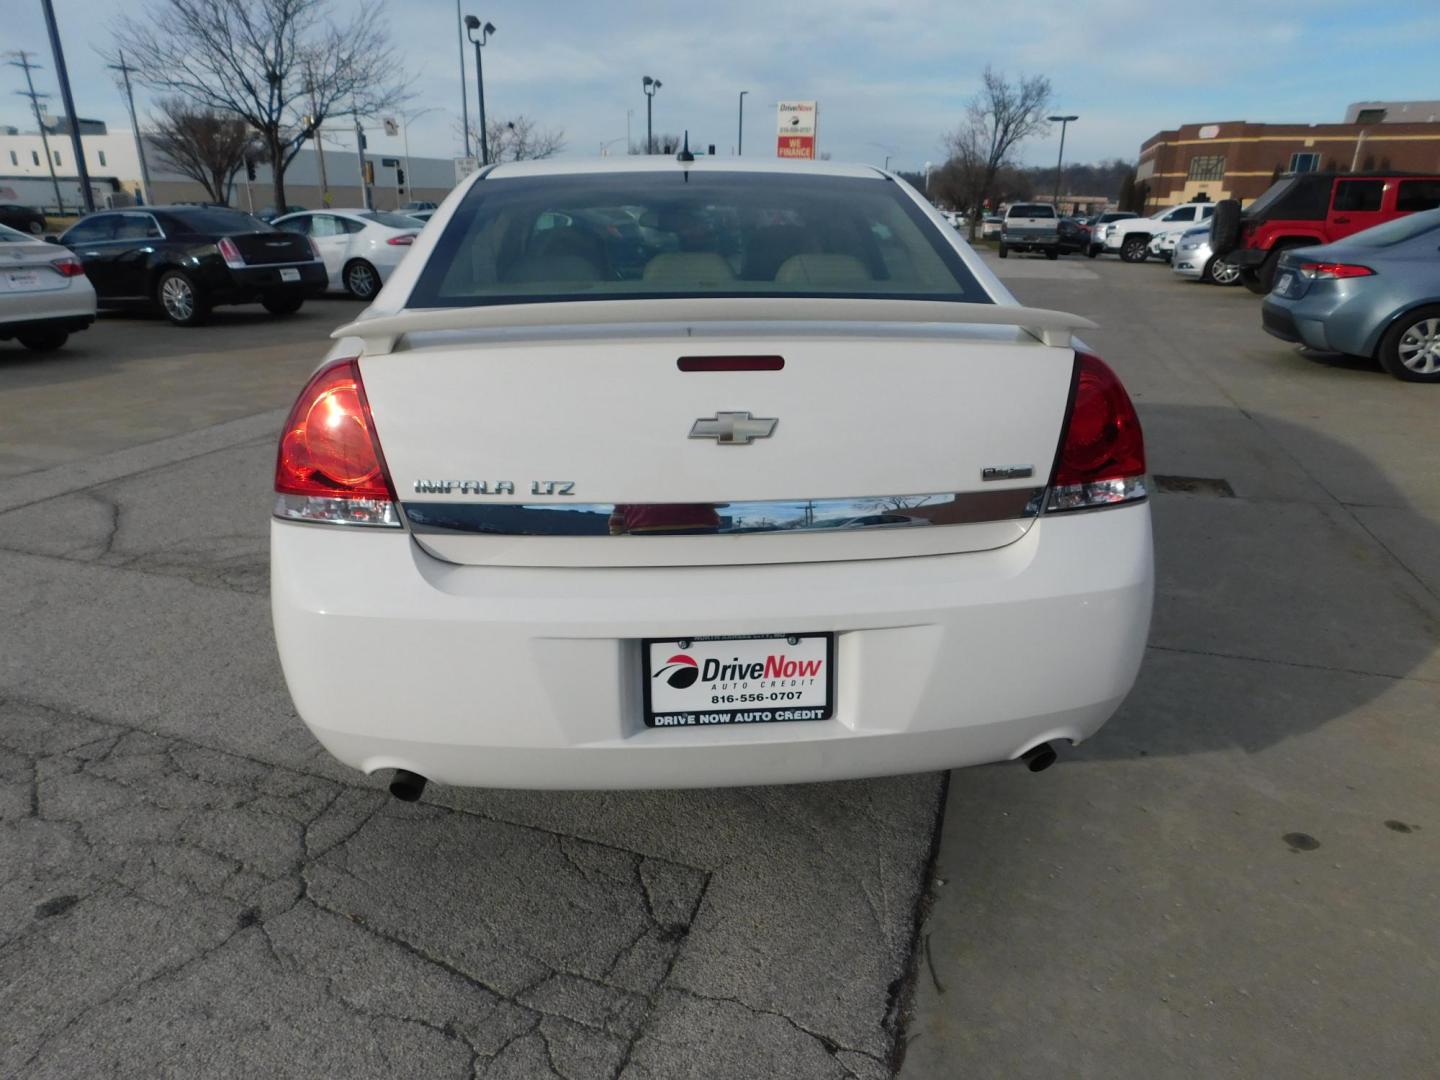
xmin=2 ymin=263 xmax=1437 ymax=1079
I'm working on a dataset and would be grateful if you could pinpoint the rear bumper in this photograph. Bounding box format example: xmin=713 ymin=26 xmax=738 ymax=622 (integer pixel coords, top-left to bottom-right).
xmin=271 ymin=503 xmax=1154 ymax=790
xmin=217 ymin=261 xmax=328 ymax=299
xmin=0 ymin=312 xmax=94 ymax=338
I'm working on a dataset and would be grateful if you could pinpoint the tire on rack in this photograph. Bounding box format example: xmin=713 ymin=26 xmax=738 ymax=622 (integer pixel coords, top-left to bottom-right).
xmin=16 ymin=328 xmax=68 ymax=351
xmin=1204 ymin=256 xmax=1242 ymax=286
xmin=1377 ymin=304 xmax=1440 ymax=383
xmin=156 ymin=269 xmax=210 ymax=327
xmin=343 ymin=259 xmax=381 ymax=300
xmin=262 ymin=291 xmax=305 ymax=315
xmin=1209 ymin=199 xmax=1242 ymax=256
xmin=1120 ymin=236 xmax=1149 ymax=263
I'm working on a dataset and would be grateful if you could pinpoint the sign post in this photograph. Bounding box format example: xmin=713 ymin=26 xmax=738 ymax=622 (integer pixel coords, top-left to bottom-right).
xmin=776 ymin=101 xmax=818 ymax=159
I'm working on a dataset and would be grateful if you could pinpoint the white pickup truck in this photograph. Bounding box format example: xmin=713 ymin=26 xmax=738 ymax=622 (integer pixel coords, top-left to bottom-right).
xmin=999 ymin=203 xmax=1060 ymax=260
xmin=1101 ymin=202 xmax=1217 ymax=263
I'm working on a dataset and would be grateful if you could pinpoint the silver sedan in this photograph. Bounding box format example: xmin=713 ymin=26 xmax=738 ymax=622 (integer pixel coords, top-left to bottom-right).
xmin=1172 ymin=225 xmax=1241 ymax=286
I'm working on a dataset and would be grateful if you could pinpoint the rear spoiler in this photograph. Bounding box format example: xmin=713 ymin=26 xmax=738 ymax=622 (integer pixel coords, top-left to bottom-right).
xmin=332 ymin=298 xmax=1097 ymax=355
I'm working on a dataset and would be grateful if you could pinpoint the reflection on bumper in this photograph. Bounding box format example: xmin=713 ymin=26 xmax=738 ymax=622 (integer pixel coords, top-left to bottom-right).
xmin=271 ymin=503 xmax=1153 ymax=789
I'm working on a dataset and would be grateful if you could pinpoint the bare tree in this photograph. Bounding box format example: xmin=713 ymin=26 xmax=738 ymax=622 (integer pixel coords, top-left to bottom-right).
xmin=463 ymin=115 xmax=566 ymax=163
xmin=629 ymin=134 xmax=682 ymax=155
xmin=109 ymin=0 xmax=407 ymax=210
xmin=148 ymin=98 xmax=261 ymax=205
xmin=943 ymin=67 xmax=1053 ymax=238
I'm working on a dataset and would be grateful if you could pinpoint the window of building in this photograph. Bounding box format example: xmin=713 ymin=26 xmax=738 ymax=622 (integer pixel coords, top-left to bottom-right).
xmin=31 ymin=150 xmax=40 ymax=166
xmin=1187 ymin=155 xmax=1226 ymax=181
xmin=1396 ymin=179 xmax=1440 ymax=213
xmin=98 ymin=150 xmax=107 ymax=167
xmin=53 ymin=150 xmax=62 ymax=166
xmin=1289 ymin=152 xmax=1320 ymax=173
xmin=1354 ymin=108 xmax=1387 ymax=125
xmin=7 ymin=151 xmax=15 ymax=166
xmin=1333 ymin=179 xmax=1384 ymax=212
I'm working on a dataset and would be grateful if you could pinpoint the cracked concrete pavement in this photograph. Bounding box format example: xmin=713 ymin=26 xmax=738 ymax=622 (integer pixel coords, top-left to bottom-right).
xmin=0 ymin=305 xmax=937 ymax=1078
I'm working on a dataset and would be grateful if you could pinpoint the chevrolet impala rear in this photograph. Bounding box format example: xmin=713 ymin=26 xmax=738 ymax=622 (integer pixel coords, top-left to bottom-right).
xmin=270 ymin=160 xmax=1152 ymax=795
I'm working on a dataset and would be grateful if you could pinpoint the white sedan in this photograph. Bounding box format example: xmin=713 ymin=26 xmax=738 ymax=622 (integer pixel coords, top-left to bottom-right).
xmin=270 ymin=158 xmax=1153 ymax=798
xmin=271 ymin=209 xmax=420 ymax=300
xmin=0 ymin=223 xmax=96 ymax=352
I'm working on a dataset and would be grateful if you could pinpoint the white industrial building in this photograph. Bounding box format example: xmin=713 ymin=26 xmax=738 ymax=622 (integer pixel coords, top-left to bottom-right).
xmin=0 ymin=120 xmax=462 ymax=214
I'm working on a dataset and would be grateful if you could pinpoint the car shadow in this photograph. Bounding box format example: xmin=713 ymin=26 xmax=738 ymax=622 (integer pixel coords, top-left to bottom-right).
xmin=1082 ymin=402 xmax=1437 ymax=762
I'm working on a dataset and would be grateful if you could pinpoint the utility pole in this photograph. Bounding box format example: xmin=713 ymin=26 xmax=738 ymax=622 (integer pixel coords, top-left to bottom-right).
xmin=40 ymin=0 xmax=94 ymax=213
xmin=738 ymin=90 xmax=748 ymax=156
xmin=106 ymin=50 xmax=152 ymax=206
xmin=642 ymin=76 xmax=661 ymax=153
xmin=464 ymin=16 xmax=496 ymax=166
xmin=6 ymin=51 xmax=65 ymax=214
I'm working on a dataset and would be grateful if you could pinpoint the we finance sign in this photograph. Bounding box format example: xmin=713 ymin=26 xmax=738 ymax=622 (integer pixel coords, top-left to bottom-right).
xmin=776 ymin=101 xmax=818 ymax=159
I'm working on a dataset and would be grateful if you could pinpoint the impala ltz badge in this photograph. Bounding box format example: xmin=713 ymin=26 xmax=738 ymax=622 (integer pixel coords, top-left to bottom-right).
xmin=689 ymin=411 xmax=778 ymax=445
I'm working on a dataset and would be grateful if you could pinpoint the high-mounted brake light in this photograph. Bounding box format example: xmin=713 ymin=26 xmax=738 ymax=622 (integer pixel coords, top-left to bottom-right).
xmin=386 ymin=234 xmax=416 ymax=246
xmin=273 ymin=359 xmax=401 ymax=527
xmin=217 ymin=237 xmax=245 ymax=268
xmin=1047 ymin=353 xmax=1147 ymax=512
xmin=50 ymin=258 xmax=86 ymax=277
xmin=1298 ymin=261 xmax=1373 ymax=280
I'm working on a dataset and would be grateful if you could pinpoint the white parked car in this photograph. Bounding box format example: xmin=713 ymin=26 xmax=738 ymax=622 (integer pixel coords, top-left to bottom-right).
xmin=0 ymin=223 xmax=96 ymax=352
xmin=271 ymin=209 xmax=420 ymax=300
xmin=1103 ymin=202 xmax=1217 ymax=263
xmin=270 ymin=158 xmax=1153 ymax=797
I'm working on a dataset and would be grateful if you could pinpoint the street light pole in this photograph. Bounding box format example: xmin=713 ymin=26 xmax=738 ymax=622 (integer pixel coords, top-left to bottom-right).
xmin=455 ymin=0 xmax=470 ymax=160
xmin=401 ymin=107 xmax=439 ymax=201
xmin=106 ymin=50 xmax=152 ymax=206
xmin=1048 ymin=114 xmax=1078 ymax=214
xmin=354 ymin=110 xmax=372 ymax=211
xmin=642 ymin=76 xmax=661 ymax=154
xmin=737 ymin=90 xmax=748 ymax=156
xmin=40 ymin=0 xmax=94 ymax=213
xmin=464 ymin=16 xmax=496 ymax=165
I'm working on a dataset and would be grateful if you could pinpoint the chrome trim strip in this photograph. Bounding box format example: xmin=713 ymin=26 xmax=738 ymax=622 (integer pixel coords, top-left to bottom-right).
xmin=403 ymin=488 xmax=1044 ymax=537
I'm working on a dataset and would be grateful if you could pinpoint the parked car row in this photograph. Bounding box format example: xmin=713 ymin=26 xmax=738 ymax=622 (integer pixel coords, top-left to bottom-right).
xmin=1 ymin=201 xmax=433 ymax=350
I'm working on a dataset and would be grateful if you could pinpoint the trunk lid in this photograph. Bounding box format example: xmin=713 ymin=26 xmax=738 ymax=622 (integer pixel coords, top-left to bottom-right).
xmin=355 ymin=321 xmax=1077 ymax=568
xmin=229 ymin=232 xmax=313 ymax=265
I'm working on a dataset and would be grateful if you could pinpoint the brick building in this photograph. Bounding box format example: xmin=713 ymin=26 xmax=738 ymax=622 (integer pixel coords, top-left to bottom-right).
xmin=1137 ymin=105 xmax=1440 ymax=209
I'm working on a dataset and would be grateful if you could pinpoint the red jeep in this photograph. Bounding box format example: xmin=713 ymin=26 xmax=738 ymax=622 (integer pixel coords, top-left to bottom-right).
xmin=1210 ymin=172 xmax=1440 ymax=294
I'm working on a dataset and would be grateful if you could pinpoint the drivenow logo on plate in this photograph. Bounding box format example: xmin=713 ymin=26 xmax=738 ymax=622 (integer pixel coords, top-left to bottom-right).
xmin=646 ymin=637 xmax=832 ymax=727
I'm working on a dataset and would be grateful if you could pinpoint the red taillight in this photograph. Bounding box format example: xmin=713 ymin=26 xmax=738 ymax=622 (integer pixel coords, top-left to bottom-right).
xmin=387 ymin=234 xmax=416 ymax=246
xmin=217 ymin=237 xmax=245 ymax=268
xmin=1298 ymin=261 xmax=1373 ymax=280
xmin=274 ymin=359 xmax=400 ymax=527
xmin=50 ymin=258 xmax=85 ymax=277
xmin=1047 ymin=353 xmax=1146 ymax=512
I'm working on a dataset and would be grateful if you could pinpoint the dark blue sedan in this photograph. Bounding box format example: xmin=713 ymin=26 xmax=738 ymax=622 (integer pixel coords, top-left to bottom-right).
xmin=1261 ymin=208 xmax=1440 ymax=382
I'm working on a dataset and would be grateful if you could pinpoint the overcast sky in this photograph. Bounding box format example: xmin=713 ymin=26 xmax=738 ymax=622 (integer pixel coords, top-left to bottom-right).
xmin=6 ymin=0 xmax=1440 ymax=172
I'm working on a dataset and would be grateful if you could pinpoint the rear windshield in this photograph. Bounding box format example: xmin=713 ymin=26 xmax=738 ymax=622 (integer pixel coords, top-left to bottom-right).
xmin=1006 ymin=204 xmax=1055 ymax=218
xmin=361 ymin=211 xmax=424 ymax=228
xmin=1332 ymin=207 xmax=1440 ymax=248
xmin=165 ymin=209 xmax=274 ymax=235
xmin=407 ymin=171 xmax=987 ymax=307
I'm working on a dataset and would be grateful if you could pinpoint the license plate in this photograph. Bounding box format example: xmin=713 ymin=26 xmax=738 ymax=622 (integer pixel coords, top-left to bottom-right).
xmin=278 ymin=267 xmax=301 ymax=282
xmin=643 ymin=633 xmax=834 ymax=728
xmin=1273 ymin=272 xmax=1294 ymax=297
xmin=3 ymin=270 xmax=43 ymax=291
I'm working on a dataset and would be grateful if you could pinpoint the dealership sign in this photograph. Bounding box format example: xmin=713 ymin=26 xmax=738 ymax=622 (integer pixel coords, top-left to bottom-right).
xmin=777 ymin=101 xmax=818 ymax=159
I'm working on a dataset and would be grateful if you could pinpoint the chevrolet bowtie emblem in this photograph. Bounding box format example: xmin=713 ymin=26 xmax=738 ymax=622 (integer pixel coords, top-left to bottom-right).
xmin=688 ymin=411 xmax=778 ymax=445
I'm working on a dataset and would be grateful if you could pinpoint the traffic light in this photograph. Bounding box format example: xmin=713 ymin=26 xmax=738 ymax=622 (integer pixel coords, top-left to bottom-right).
xmin=359 ymin=132 xmax=368 ymax=150
xmin=396 ymin=167 xmax=406 ymax=186
xmin=363 ymin=161 xmax=375 ymax=185
xmin=245 ymin=158 xmax=256 ymax=181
